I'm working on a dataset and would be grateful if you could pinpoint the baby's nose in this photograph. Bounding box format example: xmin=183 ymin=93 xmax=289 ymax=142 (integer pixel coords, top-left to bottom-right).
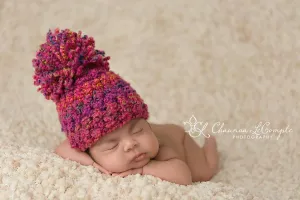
xmin=124 ymin=138 xmax=138 ymax=151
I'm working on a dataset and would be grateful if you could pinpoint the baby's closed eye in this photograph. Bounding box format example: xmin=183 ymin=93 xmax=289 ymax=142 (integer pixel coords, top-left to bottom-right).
xmin=132 ymin=128 xmax=143 ymax=134
xmin=102 ymin=142 xmax=119 ymax=151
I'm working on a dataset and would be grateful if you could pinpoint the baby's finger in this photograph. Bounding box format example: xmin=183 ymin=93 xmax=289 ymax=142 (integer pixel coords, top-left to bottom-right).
xmin=118 ymin=171 xmax=132 ymax=177
xmin=92 ymin=163 xmax=111 ymax=174
xmin=102 ymin=170 xmax=111 ymax=175
xmin=99 ymin=167 xmax=111 ymax=174
xmin=95 ymin=165 xmax=106 ymax=173
xmin=112 ymin=173 xmax=120 ymax=176
xmin=98 ymin=167 xmax=111 ymax=175
xmin=112 ymin=172 xmax=126 ymax=177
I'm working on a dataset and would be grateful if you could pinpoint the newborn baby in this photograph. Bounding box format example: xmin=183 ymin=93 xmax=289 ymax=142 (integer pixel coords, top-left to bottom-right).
xmin=55 ymin=118 xmax=219 ymax=185
xmin=32 ymin=28 xmax=219 ymax=186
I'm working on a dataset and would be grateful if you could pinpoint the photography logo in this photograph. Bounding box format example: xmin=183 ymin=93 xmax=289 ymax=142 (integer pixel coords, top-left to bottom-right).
xmin=183 ymin=115 xmax=210 ymax=138
xmin=182 ymin=115 xmax=292 ymax=140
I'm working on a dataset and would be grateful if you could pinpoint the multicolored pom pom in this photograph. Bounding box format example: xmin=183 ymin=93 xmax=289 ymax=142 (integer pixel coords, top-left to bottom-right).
xmin=32 ymin=28 xmax=111 ymax=102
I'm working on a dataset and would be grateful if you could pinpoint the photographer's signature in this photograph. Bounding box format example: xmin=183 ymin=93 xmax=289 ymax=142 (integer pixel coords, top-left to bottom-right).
xmin=183 ymin=115 xmax=292 ymax=140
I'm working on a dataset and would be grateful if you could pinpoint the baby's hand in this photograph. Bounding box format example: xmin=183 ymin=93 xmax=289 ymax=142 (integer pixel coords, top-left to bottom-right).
xmin=92 ymin=162 xmax=112 ymax=175
xmin=112 ymin=167 xmax=143 ymax=177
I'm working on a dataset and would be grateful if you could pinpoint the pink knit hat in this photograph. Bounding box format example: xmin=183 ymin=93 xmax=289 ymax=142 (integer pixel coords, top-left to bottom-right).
xmin=32 ymin=28 xmax=149 ymax=151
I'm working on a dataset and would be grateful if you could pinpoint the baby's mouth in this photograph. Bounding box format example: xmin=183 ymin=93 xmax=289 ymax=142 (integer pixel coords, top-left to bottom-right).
xmin=132 ymin=153 xmax=147 ymax=162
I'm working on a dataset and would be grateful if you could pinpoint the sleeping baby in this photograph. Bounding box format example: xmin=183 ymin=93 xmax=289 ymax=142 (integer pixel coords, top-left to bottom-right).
xmin=32 ymin=28 xmax=219 ymax=185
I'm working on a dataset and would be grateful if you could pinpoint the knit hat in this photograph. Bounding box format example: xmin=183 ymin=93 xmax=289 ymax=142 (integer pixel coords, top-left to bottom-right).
xmin=32 ymin=28 xmax=149 ymax=151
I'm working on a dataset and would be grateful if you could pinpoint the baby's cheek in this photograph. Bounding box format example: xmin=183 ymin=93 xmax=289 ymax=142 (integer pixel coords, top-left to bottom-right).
xmin=102 ymin=155 xmax=130 ymax=172
xmin=145 ymin=135 xmax=159 ymax=154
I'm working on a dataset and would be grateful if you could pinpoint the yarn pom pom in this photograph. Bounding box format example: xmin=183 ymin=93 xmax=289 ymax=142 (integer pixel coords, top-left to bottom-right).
xmin=32 ymin=28 xmax=111 ymax=102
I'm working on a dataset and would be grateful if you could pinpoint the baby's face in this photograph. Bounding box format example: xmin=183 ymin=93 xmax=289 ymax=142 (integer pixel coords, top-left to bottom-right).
xmin=88 ymin=118 xmax=159 ymax=173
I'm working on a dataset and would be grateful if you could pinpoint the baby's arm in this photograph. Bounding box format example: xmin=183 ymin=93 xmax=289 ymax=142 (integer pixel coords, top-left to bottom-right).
xmin=142 ymin=145 xmax=192 ymax=185
xmin=112 ymin=145 xmax=192 ymax=185
xmin=54 ymin=139 xmax=93 ymax=165
xmin=142 ymin=159 xmax=192 ymax=185
xmin=54 ymin=139 xmax=110 ymax=174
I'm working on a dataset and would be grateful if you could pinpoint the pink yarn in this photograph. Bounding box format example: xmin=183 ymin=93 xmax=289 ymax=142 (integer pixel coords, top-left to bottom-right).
xmin=32 ymin=28 xmax=149 ymax=151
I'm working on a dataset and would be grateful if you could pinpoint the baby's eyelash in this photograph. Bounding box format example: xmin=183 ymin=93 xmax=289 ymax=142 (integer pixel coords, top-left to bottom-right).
xmin=106 ymin=143 xmax=118 ymax=150
xmin=133 ymin=128 xmax=143 ymax=134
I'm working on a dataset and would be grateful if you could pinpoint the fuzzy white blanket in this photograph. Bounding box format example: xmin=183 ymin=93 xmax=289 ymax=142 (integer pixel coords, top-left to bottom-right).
xmin=1 ymin=0 xmax=300 ymax=199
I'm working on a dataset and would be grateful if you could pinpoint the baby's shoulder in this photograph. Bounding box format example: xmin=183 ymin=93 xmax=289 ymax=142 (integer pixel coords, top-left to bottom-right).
xmin=149 ymin=122 xmax=185 ymax=134
xmin=149 ymin=122 xmax=187 ymax=162
xmin=149 ymin=122 xmax=186 ymax=142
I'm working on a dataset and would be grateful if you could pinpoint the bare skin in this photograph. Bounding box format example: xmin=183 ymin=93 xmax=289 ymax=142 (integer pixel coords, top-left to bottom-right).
xmin=150 ymin=123 xmax=219 ymax=182
xmin=55 ymin=119 xmax=219 ymax=185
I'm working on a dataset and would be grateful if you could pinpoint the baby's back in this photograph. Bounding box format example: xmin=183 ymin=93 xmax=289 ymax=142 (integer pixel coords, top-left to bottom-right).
xmin=150 ymin=122 xmax=219 ymax=182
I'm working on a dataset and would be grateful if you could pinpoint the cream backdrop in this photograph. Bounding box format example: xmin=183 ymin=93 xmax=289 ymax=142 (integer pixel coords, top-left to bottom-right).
xmin=0 ymin=0 xmax=299 ymax=199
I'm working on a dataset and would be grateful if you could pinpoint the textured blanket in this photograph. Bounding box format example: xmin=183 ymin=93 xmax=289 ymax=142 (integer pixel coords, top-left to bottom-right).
xmin=0 ymin=0 xmax=299 ymax=199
